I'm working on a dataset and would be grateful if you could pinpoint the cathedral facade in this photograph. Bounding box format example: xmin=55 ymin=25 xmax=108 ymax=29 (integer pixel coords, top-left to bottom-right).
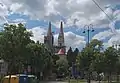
xmin=44 ymin=21 xmax=66 ymax=55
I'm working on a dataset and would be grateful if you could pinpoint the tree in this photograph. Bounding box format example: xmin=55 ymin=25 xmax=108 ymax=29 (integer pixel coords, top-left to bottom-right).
xmin=92 ymin=53 xmax=105 ymax=82
xmin=104 ymin=47 xmax=118 ymax=83
xmin=0 ymin=23 xmax=32 ymax=83
xmin=56 ymin=57 xmax=69 ymax=78
xmin=115 ymin=48 xmax=120 ymax=82
xmin=115 ymin=60 xmax=120 ymax=82
xmin=0 ymin=23 xmax=32 ymax=74
xmin=26 ymin=43 xmax=53 ymax=80
xmin=72 ymin=48 xmax=79 ymax=63
xmin=77 ymin=46 xmax=95 ymax=83
xmin=66 ymin=47 xmax=73 ymax=67
xmin=77 ymin=39 xmax=103 ymax=83
xmin=52 ymin=54 xmax=60 ymax=65
xmin=52 ymin=54 xmax=60 ymax=75
xmin=89 ymin=39 xmax=103 ymax=48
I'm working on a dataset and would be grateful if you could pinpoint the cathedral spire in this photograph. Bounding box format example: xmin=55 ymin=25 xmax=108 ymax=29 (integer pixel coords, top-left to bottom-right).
xmin=47 ymin=22 xmax=52 ymax=36
xmin=60 ymin=21 xmax=64 ymax=35
xmin=44 ymin=21 xmax=54 ymax=47
xmin=58 ymin=21 xmax=65 ymax=47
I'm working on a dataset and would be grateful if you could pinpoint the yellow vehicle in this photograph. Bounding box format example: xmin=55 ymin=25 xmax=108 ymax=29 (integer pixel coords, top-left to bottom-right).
xmin=2 ymin=75 xmax=19 ymax=83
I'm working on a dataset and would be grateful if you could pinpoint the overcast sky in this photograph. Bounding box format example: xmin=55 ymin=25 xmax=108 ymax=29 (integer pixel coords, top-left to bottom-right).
xmin=0 ymin=0 xmax=120 ymax=51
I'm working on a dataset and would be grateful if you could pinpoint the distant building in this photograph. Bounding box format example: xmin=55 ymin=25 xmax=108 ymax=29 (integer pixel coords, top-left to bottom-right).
xmin=44 ymin=21 xmax=66 ymax=55
xmin=0 ymin=59 xmax=8 ymax=76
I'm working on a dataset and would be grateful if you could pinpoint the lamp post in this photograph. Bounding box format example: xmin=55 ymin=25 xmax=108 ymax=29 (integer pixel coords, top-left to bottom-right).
xmin=83 ymin=24 xmax=94 ymax=46
xmin=83 ymin=24 xmax=94 ymax=83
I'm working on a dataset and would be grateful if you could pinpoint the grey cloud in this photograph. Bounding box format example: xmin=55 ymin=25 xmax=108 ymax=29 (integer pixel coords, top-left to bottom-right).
xmin=1 ymin=0 xmax=120 ymax=28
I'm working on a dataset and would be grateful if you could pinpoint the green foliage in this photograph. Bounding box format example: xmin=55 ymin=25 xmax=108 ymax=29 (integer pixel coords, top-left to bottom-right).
xmin=0 ymin=23 xmax=120 ymax=82
xmin=77 ymin=47 xmax=94 ymax=71
xmin=77 ymin=39 xmax=120 ymax=83
xmin=77 ymin=39 xmax=104 ymax=71
xmin=26 ymin=43 xmax=53 ymax=74
xmin=102 ymin=47 xmax=119 ymax=83
xmin=89 ymin=39 xmax=103 ymax=49
xmin=0 ymin=23 xmax=32 ymax=73
xmin=76 ymin=39 xmax=104 ymax=83
xmin=104 ymin=47 xmax=118 ymax=73
xmin=52 ymin=55 xmax=60 ymax=64
xmin=67 ymin=47 xmax=73 ymax=67
xmin=56 ymin=57 xmax=69 ymax=76
xmin=0 ymin=23 xmax=53 ymax=77
xmin=67 ymin=47 xmax=79 ymax=67
xmin=73 ymin=48 xmax=79 ymax=63
xmin=92 ymin=53 xmax=105 ymax=73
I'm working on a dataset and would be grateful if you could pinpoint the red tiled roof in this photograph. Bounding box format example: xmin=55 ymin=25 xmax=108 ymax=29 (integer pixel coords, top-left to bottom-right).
xmin=58 ymin=48 xmax=65 ymax=55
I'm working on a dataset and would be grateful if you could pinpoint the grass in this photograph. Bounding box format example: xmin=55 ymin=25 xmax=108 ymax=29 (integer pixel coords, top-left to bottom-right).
xmin=67 ymin=80 xmax=110 ymax=83
xmin=104 ymin=82 xmax=120 ymax=83
xmin=66 ymin=79 xmax=120 ymax=83
xmin=39 ymin=79 xmax=120 ymax=83
xmin=65 ymin=79 xmax=87 ymax=83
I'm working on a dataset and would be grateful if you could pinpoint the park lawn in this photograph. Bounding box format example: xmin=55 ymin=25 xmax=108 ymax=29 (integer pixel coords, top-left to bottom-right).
xmin=97 ymin=81 xmax=120 ymax=83
xmin=66 ymin=80 xmax=120 ymax=83
xmin=105 ymin=82 xmax=120 ymax=83
xmin=65 ymin=79 xmax=87 ymax=83
xmin=70 ymin=81 xmax=120 ymax=83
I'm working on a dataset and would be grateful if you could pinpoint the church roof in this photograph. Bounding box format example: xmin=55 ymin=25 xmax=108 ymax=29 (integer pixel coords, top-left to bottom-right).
xmin=58 ymin=48 xmax=65 ymax=55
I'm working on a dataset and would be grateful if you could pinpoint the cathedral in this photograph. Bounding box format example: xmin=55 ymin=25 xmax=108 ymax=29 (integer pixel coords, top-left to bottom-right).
xmin=44 ymin=21 xmax=66 ymax=55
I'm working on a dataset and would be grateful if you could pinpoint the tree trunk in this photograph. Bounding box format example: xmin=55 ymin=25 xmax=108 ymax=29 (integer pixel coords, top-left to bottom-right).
xmin=107 ymin=75 xmax=110 ymax=83
xmin=116 ymin=73 xmax=119 ymax=82
xmin=107 ymin=72 xmax=112 ymax=83
xmin=98 ymin=73 xmax=101 ymax=83
xmin=77 ymin=77 xmax=78 ymax=83
xmin=109 ymin=72 xmax=112 ymax=83
xmin=87 ymin=72 xmax=91 ymax=83
xmin=8 ymin=62 xmax=12 ymax=83
xmin=68 ymin=70 xmax=71 ymax=83
xmin=8 ymin=74 xmax=11 ymax=83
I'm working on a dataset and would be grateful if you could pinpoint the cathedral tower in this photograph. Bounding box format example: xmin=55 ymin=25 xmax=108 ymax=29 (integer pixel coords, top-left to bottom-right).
xmin=44 ymin=22 xmax=54 ymax=47
xmin=44 ymin=21 xmax=66 ymax=55
xmin=57 ymin=21 xmax=66 ymax=54
xmin=58 ymin=21 xmax=65 ymax=47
